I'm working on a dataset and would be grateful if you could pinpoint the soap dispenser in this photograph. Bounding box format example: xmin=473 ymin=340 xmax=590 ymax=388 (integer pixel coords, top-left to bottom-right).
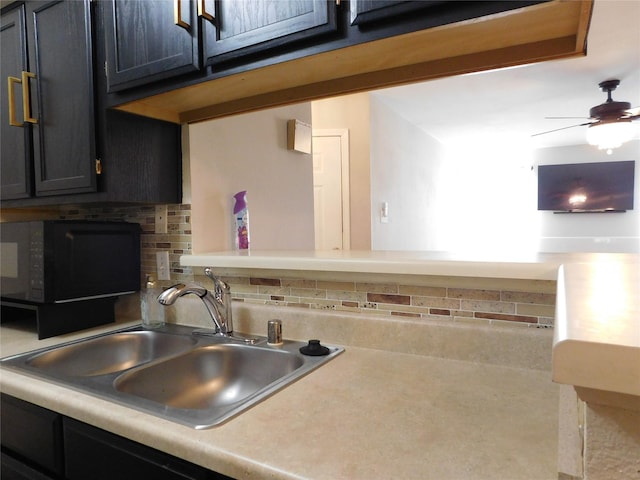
xmin=141 ymin=275 xmax=164 ymax=328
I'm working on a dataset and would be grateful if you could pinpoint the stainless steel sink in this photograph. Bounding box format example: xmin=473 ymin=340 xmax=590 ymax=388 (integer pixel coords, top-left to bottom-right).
xmin=26 ymin=330 xmax=197 ymax=377
xmin=115 ymin=344 xmax=304 ymax=409
xmin=1 ymin=324 xmax=343 ymax=428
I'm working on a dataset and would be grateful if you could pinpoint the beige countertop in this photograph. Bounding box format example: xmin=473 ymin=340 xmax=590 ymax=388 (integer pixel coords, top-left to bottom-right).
xmin=553 ymin=260 xmax=640 ymax=397
xmin=184 ymin=251 xmax=640 ymax=397
xmin=181 ymin=250 xmax=640 ymax=396
xmin=0 ymin=318 xmax=558 ymax=480
xmin=181 ymin=250 xmax=636 ymax=281
xmin=2 ymin=253 xmax=638 ymax=478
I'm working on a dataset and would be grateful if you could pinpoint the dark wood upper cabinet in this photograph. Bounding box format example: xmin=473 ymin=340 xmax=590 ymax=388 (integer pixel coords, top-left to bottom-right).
xmin=1 ymin=0 xmax=96 ymax=200
xmin=0 ymin=5 xmax=31 ymax=200
xmin=349 ymin=0 xmax=448 ymax=25
xmin=103 ymin=0 xmax=338 ymax=91
xmin=1 ymin=0 xmax=182 ymax=209
xmin=104 ymin=0 xmax=200 ymax=92
xmin=28 ymin=0 xmax=97 ymax=197
xmin=202 ymin=0 xmax=339 ymax=66
xmin=100 ymin=0 xmax=567 ymax=126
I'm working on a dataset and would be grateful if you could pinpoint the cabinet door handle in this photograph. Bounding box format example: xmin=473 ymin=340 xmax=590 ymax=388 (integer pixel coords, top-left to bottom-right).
xmin=7 ymin=76 xmax=23 ymax=127
xmin=197 ymin=0 xmax=214 ymax=23
xmin=174 ymin=0 xmax=191 ymax=30
xmin=21 ymin=71 xmax=38 ymax=124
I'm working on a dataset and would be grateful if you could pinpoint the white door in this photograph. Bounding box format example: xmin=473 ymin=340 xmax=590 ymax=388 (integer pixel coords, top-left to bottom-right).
xmin=312 ymin=129 xmax=350 ymax=250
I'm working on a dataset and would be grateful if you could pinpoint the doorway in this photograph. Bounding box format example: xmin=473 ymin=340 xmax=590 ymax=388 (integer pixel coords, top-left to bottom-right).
xmin=312 ymin=129 xmax=350 ymax=250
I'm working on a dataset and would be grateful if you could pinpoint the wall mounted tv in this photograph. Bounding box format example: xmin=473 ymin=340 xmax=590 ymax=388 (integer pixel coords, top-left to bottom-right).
xmin=537 ymin=160 xmax=635 ymax=212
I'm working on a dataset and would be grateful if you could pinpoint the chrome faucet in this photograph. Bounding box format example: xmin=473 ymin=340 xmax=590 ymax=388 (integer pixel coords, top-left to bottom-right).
xmin=158 ymin=267 xmax=233 ymax=335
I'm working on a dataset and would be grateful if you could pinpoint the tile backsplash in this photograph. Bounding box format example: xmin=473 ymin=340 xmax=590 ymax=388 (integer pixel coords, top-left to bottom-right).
xmin=197 ymin=270 xmax=556 ymax=328
xmin=57 ymin=203 xmax=555 ymax=328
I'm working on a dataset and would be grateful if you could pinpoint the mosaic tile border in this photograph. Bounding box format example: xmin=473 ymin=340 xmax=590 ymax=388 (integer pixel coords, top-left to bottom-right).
xmin=198 ymin=272 xmax=556 ymax=328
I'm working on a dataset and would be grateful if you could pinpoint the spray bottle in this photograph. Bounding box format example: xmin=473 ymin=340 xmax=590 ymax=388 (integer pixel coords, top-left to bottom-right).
xmin=233 ymin=190 xmax=250 ymax=250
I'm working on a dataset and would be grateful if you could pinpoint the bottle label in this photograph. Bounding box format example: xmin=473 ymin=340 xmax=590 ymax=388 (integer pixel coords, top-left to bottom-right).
xmin=236 ymin=212 xmax=249 ymax=250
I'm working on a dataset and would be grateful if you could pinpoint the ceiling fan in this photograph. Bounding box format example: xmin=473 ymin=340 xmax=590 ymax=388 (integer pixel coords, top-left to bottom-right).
xmin=533 ymin=79 xmax=640 ymax=153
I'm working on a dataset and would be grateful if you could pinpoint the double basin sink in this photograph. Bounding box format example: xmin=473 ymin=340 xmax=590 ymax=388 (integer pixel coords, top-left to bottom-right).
xmin=1 ymin=324 xmax=343 ymax=429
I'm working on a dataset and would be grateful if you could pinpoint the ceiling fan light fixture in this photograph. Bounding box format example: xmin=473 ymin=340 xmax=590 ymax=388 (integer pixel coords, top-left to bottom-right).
xmin=586 ymin=119 xmax=634 ymax=152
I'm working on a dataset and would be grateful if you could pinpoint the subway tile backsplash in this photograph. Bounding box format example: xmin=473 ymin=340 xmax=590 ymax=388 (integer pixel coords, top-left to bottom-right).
xmin=59 ymin=203 xmax=556 ymax=328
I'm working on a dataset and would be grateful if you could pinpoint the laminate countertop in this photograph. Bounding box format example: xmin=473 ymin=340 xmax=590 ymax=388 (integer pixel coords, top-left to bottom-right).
xmin=552 ymin=260 xmax=640 ymax=398
xmin=2 ymin=253 xmax=638 ymax=479
xmin=182 ymin=250 xmax=581 ymax=280
xmin=184 ymin=251 xmax=640 ymax=398
xmin=0 ymin=318 xmax=558 ymax=480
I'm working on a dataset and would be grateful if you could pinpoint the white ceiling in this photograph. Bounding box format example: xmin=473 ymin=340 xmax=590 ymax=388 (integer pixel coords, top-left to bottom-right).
xmin=371 ymin=0 xmax=640 ymax=150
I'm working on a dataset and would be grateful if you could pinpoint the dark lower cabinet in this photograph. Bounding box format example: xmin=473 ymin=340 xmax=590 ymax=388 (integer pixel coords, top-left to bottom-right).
xmin=63 ymin=419 xmax=230 ymax=480
xmin=1 ymin=452 xmax=57 ymax=480
xmin=0 ymin=395 xmax=232 ymax=480
xmin=0 ymin=395 xmax=63 ymax=479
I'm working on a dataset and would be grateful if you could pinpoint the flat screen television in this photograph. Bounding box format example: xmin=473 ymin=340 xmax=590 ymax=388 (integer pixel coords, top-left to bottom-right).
xmin=537 ymin=160 xmax=635 ymax=212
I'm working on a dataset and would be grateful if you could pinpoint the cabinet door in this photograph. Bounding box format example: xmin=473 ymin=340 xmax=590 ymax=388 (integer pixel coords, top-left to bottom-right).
xmin=63 ymin=418 xmax=229 ymax=480
xmin=202 ymin=0 xmax=338 ymax=66
xmin=26 ymin=0 xmax=97 ymax=197
xmin=350 ymin=0 xmax=447 ymax=25
xmin=0 ymin=394 xmax=64 ymax=477
xmin=0 ymin=5 xmax=32 ymax=200
xmin=1 ymin=451 xmax=57 ymax=480
xmin=104 ymin=0 xmax=200 ymax=92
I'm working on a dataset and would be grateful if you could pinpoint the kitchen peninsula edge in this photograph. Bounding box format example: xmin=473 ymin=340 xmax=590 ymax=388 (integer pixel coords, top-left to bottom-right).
xmin=1 ymin=252 xmax=638 ymax=479
xmin=181 ymin=250 xmax=640 ymax=398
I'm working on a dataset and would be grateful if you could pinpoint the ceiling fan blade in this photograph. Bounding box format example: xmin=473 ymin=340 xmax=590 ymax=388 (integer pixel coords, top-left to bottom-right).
xmin=544 ymin=116 xmax=591 ymax=120
xmin=622 ymin=106 xmax=640 ymax=120
xmin=531 ymin=122 xmax=593 ymax=137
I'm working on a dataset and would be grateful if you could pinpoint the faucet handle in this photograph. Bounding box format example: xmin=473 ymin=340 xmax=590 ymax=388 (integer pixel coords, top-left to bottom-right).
xmin=204 ymin=267 xmax=233 ymax=334
xmin=204 ymin=267 xmax=230 ymax=296
xmin=204 ymin=267 xmax=223 ymax=284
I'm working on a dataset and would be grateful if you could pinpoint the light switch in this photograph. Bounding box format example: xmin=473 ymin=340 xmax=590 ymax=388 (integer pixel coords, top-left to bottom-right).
xmin=156 ymin=251 xmax=170 ymax=280
xmin=381 ymin=202 xmax=389 ymax=223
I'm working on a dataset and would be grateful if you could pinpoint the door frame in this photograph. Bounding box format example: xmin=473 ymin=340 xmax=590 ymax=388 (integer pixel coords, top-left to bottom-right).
xmin=312 ymin=128 xmax=351 ymax=250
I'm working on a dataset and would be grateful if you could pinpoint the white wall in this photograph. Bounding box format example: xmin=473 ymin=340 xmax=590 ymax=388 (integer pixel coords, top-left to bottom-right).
xmin=370 ymin=97 xmax=446 ymax=251
xmin=369 ymin=97 xmax=639 ymax=254
xmin=370 ymin=96 xmax=538 ymax=254
xmin=189 ymin=104 xmax=315 ymax=252
xmin=435 ymin=147 xmax=538 ymax=255
xmin=534 ymin=140 xmax=640 ymax=253
xmin=187 ymin=95 xmax=639 ymax=255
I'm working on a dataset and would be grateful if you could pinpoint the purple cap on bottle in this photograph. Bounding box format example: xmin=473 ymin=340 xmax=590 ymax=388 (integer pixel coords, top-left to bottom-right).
xmin=233 ymin=191 xmax=247 ymax=214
